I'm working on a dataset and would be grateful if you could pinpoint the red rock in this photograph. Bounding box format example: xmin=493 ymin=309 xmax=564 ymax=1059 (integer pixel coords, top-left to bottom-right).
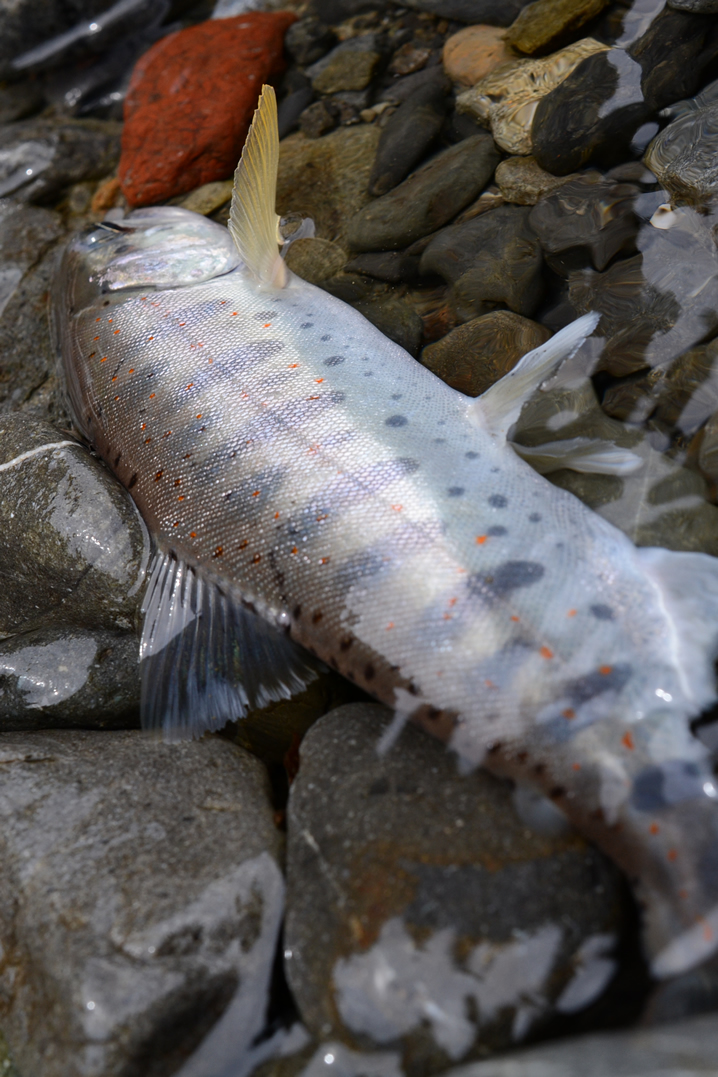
xmin=119 ymin=11 xmax=296 ymax=208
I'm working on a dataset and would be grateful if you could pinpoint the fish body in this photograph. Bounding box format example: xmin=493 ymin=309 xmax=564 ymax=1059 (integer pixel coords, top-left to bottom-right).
xmin=54 ymin=89 xmax=718 ymax=980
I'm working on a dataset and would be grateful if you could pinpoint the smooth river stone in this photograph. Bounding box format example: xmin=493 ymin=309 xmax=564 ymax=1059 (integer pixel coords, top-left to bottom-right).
xmin=285 ymin=704 xmax=627 ymax=1068
xmin=368 ymin=81 xmax=448 ymax=197
xmin=456 ymin=37 xmax=608 ymax=155
xmin=0 ymin=117 xmax=120 ymax=203
xmin=505 ymin=0 xmax=610 ymax=56
xmin=495 ymin=155 xmax=576 ymax=204
xmin=644 ymin=100 xmax=718 ymax=204
xmin=346 ymin=132 xmax=499 ymax=251
xmin=421 ymin=310 xmax=550 ymax=395
xmin=0 ymin=730 xmax=284 ymax=1077
xmin=442 ymin=25 xmax=514 ymax=86
xmin=399 ymin=0 xmax=534 ymax=25
xmin=305 ymin=34 xmax=381 ymax=94
xmin=532 ymin=7 xmax=718 ymax=174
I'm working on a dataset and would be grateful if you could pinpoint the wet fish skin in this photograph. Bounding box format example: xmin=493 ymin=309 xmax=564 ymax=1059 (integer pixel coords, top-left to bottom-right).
xmin=52 ymin=96 xmax=718 ymax=981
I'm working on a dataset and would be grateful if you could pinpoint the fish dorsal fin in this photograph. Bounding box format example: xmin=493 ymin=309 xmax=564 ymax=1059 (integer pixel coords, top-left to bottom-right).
xmin=468 ymin=313 xmax=600 ymax=440
xmin=228 ymin=84 xmax=287 ymax=288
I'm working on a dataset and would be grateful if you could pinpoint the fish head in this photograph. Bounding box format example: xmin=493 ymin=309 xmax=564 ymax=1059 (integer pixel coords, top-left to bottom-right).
xmin=57 ymin=206 xmax=242 ymax=316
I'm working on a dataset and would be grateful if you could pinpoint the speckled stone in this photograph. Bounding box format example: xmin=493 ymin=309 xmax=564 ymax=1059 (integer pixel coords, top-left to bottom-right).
xmin=495 ymin=155 xmax=576 ymax=204
xmin=285 ymin=704 xmax=627 ymax=1072
xmin=442 ymin=25 xmax=514 ymax=87
xmin=421 ymin=311 xmax=550 ymax=395
xmin=285 ymin=17 xmax=336 ymax=66
xmin=456 ymin=37 xmax=608 ymax=155
xmin=0 ymin=730 xmax=284 ymax=1077
xmin=277 ymin=124 xmax=381 ymax=245
xmin=178 ymin=180 xmax=234 ymax=216
xmin=644 ymin=98 xmax=718 ymax=204
xmin=285 ymin=237 xmax=349 ymax=284
xmin=505 ymin=0 xmax=610 ymax=56
xmin=306 ymin=35 xmax=381 ymax=94
xmin=346 ymin=133 xmax=499 ymax=251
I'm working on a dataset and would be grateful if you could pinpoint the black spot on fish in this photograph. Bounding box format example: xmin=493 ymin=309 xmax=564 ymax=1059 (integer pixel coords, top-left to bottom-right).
xmin=529 ymin=512 xmax=542 ymax=522
xmin=334 ymin=550 xmax=386 ymax=591
xmin=448 ymin=487 xmax=464 ymax=497
xmin=488 ymin=526 xmax=507 ymax=536
xmin=323 ymin=356 xmax=345 ymax=366
xmin=391 ymin=393 xmax=403 ymax=400
xmin=113 ymin=452 xmax=121 ymax=467
xmin=488 ymin=494 xmax=507 ymax=508
xmin=128 ymin=473 xmax=138 ymax=488
xmin=255 ymin=311 xmax=274 ymax=319
xmin=633 ymin=760 xmax=705 ymax=812
xmin=340 ymin=635 xmax=354 ymax=652
xmin=591 ymin=604 xmax=615 ymax=621
xmin=386 ymin=415 xmax=408 ymax=427
xmin=550 ymin=786 xmax=567 ymax=800
xmin=320 ymin=334 xmax=331 ymax=341
xmin=312 ymin=610 xmax=323 ymax=624
xmin=292 ymin=605 xmax=302 ymax=620
xmin=300 ymin=323 xmax=313 ymax=329
xmin=565 ymin=663 xmax=631 ymax=706
xmin=434 ymin=438 xmax=446 ymax=444
xmin=465 ymin=451 xmax=479 ymax=459
xmin=329 ymin=391 xmax=346 ymax=404
xmin=492 ymin=561 xmax=544 ymax=594
xmin=364 ymin=663 xmax=376 ymax=681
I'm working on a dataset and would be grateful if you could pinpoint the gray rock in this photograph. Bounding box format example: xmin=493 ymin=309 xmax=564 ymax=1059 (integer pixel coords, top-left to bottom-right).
xmin=300 ymin=100 xmax=339 ymax=139
xmin=0 ymin=729 xmax=284 ymax=1077
xmin=0 ymin=117 xmax=121 ymax=204
xmin=0 ymin=80 xmax=44 ymax=125
xmin=279 ymin=88 xmax=316 ymax=141
xmin=0 ymin=0 xmax=110 ymax=71
xmin=379 ymin=65 xmax=449 ymax=106
xmin=285 ymin=237 xmax=349 ymax=285
xmin=0 ymin=197 xmax=63 ymax=321
xmin=420 ymin=205 xmax=544 ymax=321
xmin=346 ymin=133 xmax=499 ymax=252
xmin=0 ymin=414 xmax=149 ymax=727
xmin=352 ymin=294 xmax=424 ymax=356
xmin=399 ymin=0 xmax=533 ymax=25
xmin=306 ymin=36 xmax=381 ymax=95
xmin=285 ymin=704 xmax=627 ymax=1071
xmin=285 ymin=18 xmax=337 ymax=67
xmin=441 ymin=1014 xmax=718 ymax=1076
xmin=343 ymin=251 xmax=422 ymax=285
xmin=529 ymin=173 xmax=640 ymax=275
xmin=644 ymin=97 xmax=718 ymax=204
xmin=368 ymin=82 xmax=448 ymax=197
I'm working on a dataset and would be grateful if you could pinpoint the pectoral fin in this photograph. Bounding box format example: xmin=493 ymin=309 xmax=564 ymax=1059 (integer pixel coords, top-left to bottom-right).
xmin=228 ymin=84 xmax=287 ymax=288
xmin=468 ymin=313 xmax=600 ymax=440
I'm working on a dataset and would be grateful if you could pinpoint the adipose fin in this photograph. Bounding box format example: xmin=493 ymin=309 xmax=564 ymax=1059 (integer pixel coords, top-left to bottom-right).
xmin=140 ymin=551 xmax=320 ymax=741
xmin=228 ymin=84 xmax=287 ymax=288
xmin=468 ymin=312 xmax=600 ymax=440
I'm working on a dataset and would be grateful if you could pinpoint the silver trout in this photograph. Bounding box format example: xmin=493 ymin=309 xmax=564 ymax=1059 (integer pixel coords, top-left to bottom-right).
xmin=54 ymin=86 xmax=718 ymax=980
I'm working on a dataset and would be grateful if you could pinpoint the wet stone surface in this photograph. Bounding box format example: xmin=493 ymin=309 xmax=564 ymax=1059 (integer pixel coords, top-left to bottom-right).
xmin=0 ymin=730 xmax=284 ymax=1077
xmin=285 ymin=705 xmax=629 ymax=1073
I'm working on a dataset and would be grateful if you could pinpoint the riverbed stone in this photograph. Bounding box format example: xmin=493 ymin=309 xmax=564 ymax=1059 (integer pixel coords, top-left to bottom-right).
xmin=346 ymin=132 xmax=499 ymax=251
xmin=421 ymin=311 xmax=550 ymax=395
xmin=505 ymin=0 xmax=610 ymax=56
xmin=277 ymin=124 xmax=381 ymax=245
xmin=0 ymin=117 xmax=121 ymax=204
xmin=0 ymin=729 xmax=284 ymax=1077
xmin=285 ymin=17 xmax=337 ymax=67
xmin=442 ymin=1013 xmax=718 ymax=1076
xmin=644 ymin=98 xmax=718 ymax=205
xmin=456 ymin=37 xmax=608 ymax=156
xmin=495 ymin=155 xmax=576 ymax=204
xmin=442 ymin=25 xmax=514 ymax=86
xmin=285 ymin=704 xmax=627 ymax=1072
xmin=285 ymin=237 xmax=349 ymax=284
xmin=0 ymin=414 xmax=149 ymax=728
xmin=420 ymin=204 xmax=544 ymax=321
xmin=400 ymin=0 xmax=534 ymax=24
xmin=306 ymin=35 xmax=381 ymax=95
xmin=368 ymin=81 xmax=447 ymax=197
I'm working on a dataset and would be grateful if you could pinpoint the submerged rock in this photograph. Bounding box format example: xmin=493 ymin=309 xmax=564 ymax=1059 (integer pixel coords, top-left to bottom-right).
xmin=351 ymin=293 xmax=424 ymax=357
xmin=285 ymin=17 xmax=336 ymax=67
xmin=456 ymin=37 xmax=608 ymax=155
xmin=505 ymin=0 xmax=610 ymax=56
xmin=495 ymin=155 xmax=576 ymax=204
xmin=277 ymin=125 xmax=381 ymax=245
xmin=420 ymin=204 xmax=544 ymax=321
xmin=306 ymin=35 xmax=381 ymax=95
xmin=0 ymin=730 xmax=284 ymax=1077
xmin=400 ymin=0 xmax=533 ymax=24
xmin=285 ymin=237 xmax=349 ymax=284
xmin=644 ymin=96 xmax=718 ymax=205
xmin=421 ymin=311 xmax=550 ymax=395
xmin=368 ymin=82 xmax=447 ymax=197
xmin=346 ymin=133 xmax=499 ymax=251
xmin=0 ymin=79 xmax=44 ymax=125
xmin=442 ymin=1013 xmax=718 ymax=1077
xmin=532 ymin=8 xmax=718 ymax=175
xmin=529 ymin=172 xmax=640 ymax=273
xmin=0 ymin=414 xmax=149 ymax=727
xmin=442 ymin=25 xmax=514 ymax=87
xmin=0 ymin=117 xmax=121 ymax=203
xmin=285 ymin=704 xmax=627 ymax=1071
xmin=119 ymin=12 xmax=296 ymax=207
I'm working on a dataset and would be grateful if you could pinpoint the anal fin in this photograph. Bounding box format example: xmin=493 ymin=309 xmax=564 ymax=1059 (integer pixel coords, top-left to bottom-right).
xmin=140 ymin=551 xmax=320 ymax=741
xmin=512 ymin=437 xmax=643 ymax=476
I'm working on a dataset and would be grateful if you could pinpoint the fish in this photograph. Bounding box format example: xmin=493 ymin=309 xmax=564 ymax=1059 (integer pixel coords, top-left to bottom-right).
xmin=53 ymin=85 xmax=718 ymax=982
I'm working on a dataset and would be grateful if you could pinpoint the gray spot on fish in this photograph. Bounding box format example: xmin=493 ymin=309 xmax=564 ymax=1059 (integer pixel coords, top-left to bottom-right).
xmin=447 ymin=487 xmax=464 ymax=497
xmin=590 ymin=604 xmax=615 ymax=621
xmin=323 ymin=356 xmax=346 ymax=366
xmin=386 ymin=415 xmax=408 ymax=427
xmin=469 ymin=561 xmax=545 ymax=600
xmin=489 ymin=494 xmax=507 ymax=508
xmin=529 ymin=512 xmax=542 ymax=522
xmin=488 ymin=526 xmax=507 ymax=536
xmin=465 ymin=451 xmax=479 ymax=460
xmin=632 ymin=760 xmax=706 ymax=812
xmin=566 ymin=664 xmax=631 ymax=707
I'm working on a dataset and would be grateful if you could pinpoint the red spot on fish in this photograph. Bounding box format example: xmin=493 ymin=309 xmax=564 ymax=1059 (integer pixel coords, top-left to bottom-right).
xmin=214 ymin=546 xmax=223 ymax=557
xmin=111 ymin=375 xmax=118 ymax=381
xmin=391 ymin=504 xmax=402 ymax=512
xmin=145 ymin=437 xmax=151 ymax=444
xmin=186 ymin=383 xmax=194 ymax=390
xmin=386 ymin=622 xmax=394 ymax=630
xmin=141 ymin=423 xmax=146 ymax=430
xmin=668 ymin=848 xmax=678 ymax=863
xmin=562 ymin=708 xmax=575 ymax=720
xmin=679 ymin=888 xmax=688 ymax=900
xmin=315 ymin=378 xmax=324 ymax=383
xmin=196 ymin=413 xmax=202 ymax=419
xmin=95 ymin=317 xmax=101 ymax=322
xmin=476 ymin=535 xmax=487 ymax=544
xmin=89 ymin=352 xmax=96 ymax=358
xmin=274 ymin=512 xmax=280 ymax=519
xmin=650 ymin=823 xmax=660 ymax=835
xmin=291 ymin=546 xmax=298 ymax=554
xmin=155 ymin=471 xmax=163 ymax=481
xmin=308 ymin=395 xmax=320 ymax=400
xmin=232 ymin=312 xmax=238 ymax=316
xmin=108 ymin=318 xmax=113 ymax=323
xmin=253 ymin=553 xmax=261 ymax=564
xmin=93 ymin=336 xmax=99 ymax=341
xmin=288 ymin=363 xmax=298 ymax=368
xmin=129 ymin=368 xmax=134 ymax=373
xmin=567 ymin=608 xmax=577 ymax=617
xmin=148 ymin=336 xmax=154 ymax=340
xmin=174 ymin=478 xmax=181 ymax=485
xmin=540 ymin=646 xmax=553 ymax=659
xmin=252 ymin=490 xmax=260 ymax=497
xmin=113 ymin=329 xmax=120 ymax=335
xmin=511 ymin=615 xmax=520 ymax=622
xmin=173 ymin=521 xmax=179 ymax=527
xmin=263 ymin=323 xmax=271 ymax=327
xmin=443 ymin=613 xmax=452 ymax=620
xmin=600 ymin=665 xmax=612 ymax=675
xmin=114 ymin=395 xmax=119 ymax=400
xmin=190 ymin=531 xmax=196 ymax=538
xmin=485 ymin=679 xmax=495 ymax=688
xmin=622 ymin=731 xmax=635 ymax=750
xmin=448 ymin=597 xmax=457 ymax=607
xmin=178 ymin=322 xmax=186 ymax=326
xmin=239 ymin=539 xmax=248 ymax=550
xmin=178 ymin=495 xmax=184 ymax=501
xmin=149 ymin=393 xmax=155 ymax=399
xmin=572 ymin=762 xmax=581 ymax=771
xmin=163 ymin=430 xmax=172 ymax=438
xmin=320 ymin=557 xmax=330 ymax=565
xmin=100 ymin=357 xmax=107 ymax=362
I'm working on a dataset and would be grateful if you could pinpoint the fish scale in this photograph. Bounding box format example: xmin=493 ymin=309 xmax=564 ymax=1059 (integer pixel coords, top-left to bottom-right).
xmin=54 ymin=85 xmax=718 ymax=983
